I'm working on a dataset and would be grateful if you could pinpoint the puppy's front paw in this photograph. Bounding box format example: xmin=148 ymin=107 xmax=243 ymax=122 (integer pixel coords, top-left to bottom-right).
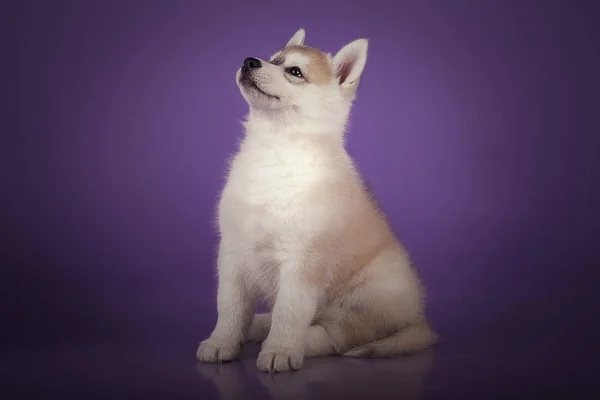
xmin=197 ymin=338 xmax=241 ymax=363
xmin=257 ymin=347 xmax=304 ymax=372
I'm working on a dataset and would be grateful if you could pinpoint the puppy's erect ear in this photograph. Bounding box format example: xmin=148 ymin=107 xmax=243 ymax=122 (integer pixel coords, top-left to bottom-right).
xmin=333 ymin=39 xmax=368 ymax=100
xmin=286 ymin=28 xmax=305 ymax=47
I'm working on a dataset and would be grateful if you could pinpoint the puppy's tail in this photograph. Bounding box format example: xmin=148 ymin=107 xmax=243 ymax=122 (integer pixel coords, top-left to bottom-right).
xmin=342 ymin=320 xmax=438 ymax=358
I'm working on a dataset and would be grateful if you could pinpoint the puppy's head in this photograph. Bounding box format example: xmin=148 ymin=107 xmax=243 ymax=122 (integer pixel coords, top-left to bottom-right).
xmin=236 ymin=29 xmax=368 ymax=119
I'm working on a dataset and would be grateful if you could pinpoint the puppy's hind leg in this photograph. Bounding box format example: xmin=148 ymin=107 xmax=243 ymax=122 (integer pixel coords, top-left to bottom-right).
xmin=305 ymin=324 xmax=337 ymax=357
xmin=247 ymin=313 xmax=271 ymax=343
xmin=247 ymin=315 xmax=337 ymax=356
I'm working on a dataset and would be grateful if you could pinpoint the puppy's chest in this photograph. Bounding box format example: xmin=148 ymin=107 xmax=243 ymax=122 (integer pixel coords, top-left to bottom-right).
xmin=222 ymin=146 xmax=328 ymax=222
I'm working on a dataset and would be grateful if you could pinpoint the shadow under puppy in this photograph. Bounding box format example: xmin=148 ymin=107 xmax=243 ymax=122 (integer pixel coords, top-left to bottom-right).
xmin=197 ymin=28 xmax=437 ymax=373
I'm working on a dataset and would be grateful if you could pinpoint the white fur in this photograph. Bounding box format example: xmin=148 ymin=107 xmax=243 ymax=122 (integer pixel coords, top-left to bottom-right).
xmin=197 ymin=29 xmax=436 ymax=372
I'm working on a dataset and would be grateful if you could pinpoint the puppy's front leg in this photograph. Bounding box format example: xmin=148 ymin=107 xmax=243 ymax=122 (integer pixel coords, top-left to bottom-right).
xmin=257 ymin=258 xmax=321 ymax=372
xmin=197 ymin=244 xmax=255 ymax=363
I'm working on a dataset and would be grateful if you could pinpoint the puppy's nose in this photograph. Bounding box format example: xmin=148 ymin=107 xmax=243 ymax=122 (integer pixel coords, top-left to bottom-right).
xmin=243 ymin=57 xmax=261 ymax=71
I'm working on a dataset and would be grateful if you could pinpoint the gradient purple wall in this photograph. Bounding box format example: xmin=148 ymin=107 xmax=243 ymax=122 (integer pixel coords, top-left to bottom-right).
xmin=3 ymin=0 xmax=599 ymax=364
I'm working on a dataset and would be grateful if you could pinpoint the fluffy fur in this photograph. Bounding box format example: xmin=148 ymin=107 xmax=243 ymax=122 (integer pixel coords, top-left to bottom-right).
xmin=197 ymin=28 xmax=437 ymax=372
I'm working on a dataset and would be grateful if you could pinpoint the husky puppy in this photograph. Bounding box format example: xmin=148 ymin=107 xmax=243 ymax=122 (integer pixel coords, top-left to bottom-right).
xmin=197 ymin=29 xmax=437 ymax=373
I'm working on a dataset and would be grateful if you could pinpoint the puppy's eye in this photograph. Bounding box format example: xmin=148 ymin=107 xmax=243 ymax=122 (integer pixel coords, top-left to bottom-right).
xmin=286 ymin=67 xmax=303 ymax=78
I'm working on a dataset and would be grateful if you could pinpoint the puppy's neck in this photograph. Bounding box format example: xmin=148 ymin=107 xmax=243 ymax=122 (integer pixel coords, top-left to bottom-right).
xmin=244 ymin=108 xmax=348 ymax=144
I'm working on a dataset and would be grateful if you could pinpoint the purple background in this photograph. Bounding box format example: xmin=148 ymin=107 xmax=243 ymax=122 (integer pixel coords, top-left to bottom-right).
xmin=2 ymin=0 xmax=600 ymax=397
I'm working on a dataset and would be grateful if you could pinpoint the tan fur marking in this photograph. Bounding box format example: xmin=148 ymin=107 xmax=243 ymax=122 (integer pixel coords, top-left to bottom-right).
xmin=282 ymin=45 xmax=334 ymax=85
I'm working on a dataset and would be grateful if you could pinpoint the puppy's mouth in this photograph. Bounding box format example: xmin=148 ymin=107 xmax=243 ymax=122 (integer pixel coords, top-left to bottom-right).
xmin=241 ymin=77 xmax=279 ymax=100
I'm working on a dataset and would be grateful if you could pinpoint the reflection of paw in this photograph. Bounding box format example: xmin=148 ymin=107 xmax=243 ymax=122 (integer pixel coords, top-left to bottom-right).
xmin=196 ymin=362 xmax=245 ymax=385
xmin=197 ymin=338 xmax=241 ymax=363
xmin=196 ymin=362 xmax=249 ymax=400
xmin=257 ymin=347 xmax=304 ymax=372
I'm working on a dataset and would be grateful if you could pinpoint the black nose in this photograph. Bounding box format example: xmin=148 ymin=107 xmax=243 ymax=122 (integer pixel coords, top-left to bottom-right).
xmin=243 ymin=57 xmax=261 ymax=71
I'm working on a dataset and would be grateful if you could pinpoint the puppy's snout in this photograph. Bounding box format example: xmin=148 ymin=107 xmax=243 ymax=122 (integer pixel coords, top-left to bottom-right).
xmin=243 ymin=57 xmax=261 ymax=72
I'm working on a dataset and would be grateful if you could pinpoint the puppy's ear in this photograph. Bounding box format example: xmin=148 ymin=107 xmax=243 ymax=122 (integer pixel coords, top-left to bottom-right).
xmin=286 ymin=28 xmax=305 ymax=47
xmin=333 ymin=39 xmax=368 ymax=101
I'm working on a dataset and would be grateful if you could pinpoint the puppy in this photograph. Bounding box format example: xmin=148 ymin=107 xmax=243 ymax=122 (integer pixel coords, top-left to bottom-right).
xmin=197 ymin=28 xmax=437 ymax=373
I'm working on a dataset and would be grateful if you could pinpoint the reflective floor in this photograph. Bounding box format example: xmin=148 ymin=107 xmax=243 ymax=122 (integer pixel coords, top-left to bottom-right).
xmin=3 ymin=319 xmax=598 ymax=399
